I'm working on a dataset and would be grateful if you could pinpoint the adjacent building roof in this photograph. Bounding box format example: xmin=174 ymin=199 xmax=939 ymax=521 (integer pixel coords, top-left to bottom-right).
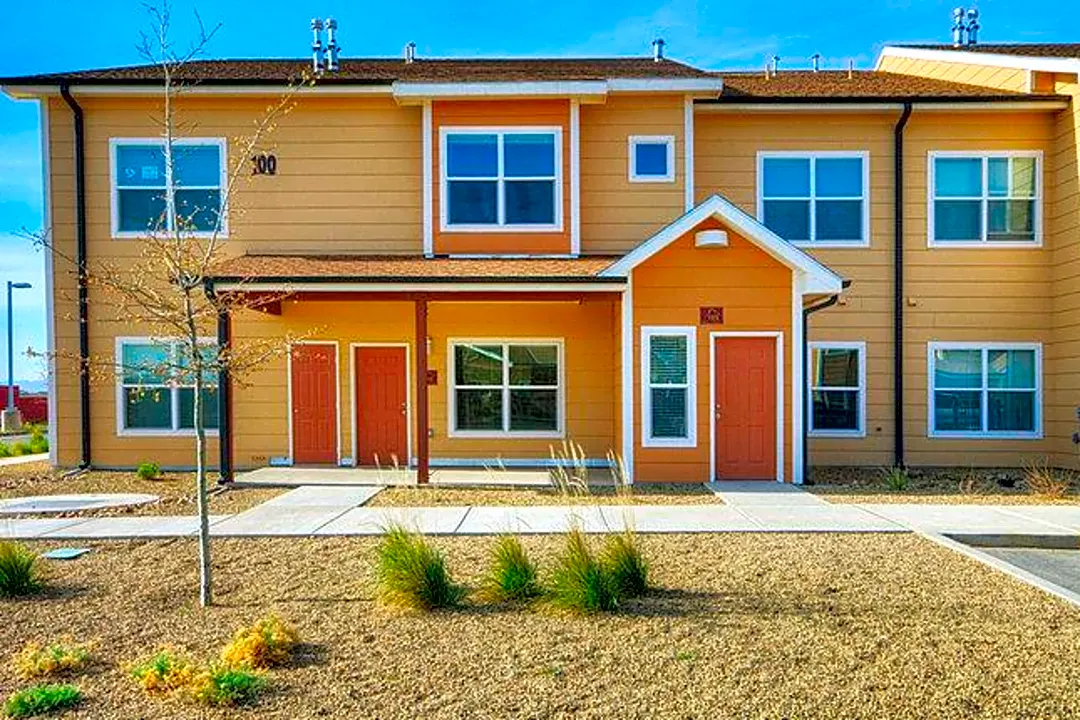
xmin=208 ymin=254 xmax=624 ymax=283
xmin=901 ymin=43 xmax=1080 ymax=59
xmin=0 ymin=57 xmax=711 ymax=86
xmin=709 ymin=70 xmax=1049 ymax=102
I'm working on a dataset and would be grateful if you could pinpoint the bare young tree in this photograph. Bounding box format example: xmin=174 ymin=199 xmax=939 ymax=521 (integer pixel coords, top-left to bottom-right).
xmin=33 ymin=1 xmax=313 ymax=606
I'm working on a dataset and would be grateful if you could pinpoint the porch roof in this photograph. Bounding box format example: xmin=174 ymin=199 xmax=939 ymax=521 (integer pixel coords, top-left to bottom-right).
xmin=208 ymin=254 xmax=625 ymax=284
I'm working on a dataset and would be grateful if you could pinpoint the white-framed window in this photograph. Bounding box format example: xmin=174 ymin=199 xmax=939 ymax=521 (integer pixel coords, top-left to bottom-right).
xmin=448 ymin=339 xmax=563 ymax=437
xmin=808 ymin=341 xmax=866 ymax=437
xmin=109 ymin=138 xmax=227 ymax=239
xmin=641 ymin=326 xmax=697 ymax=447
xmin=757 ymin=151 xmax=870 ymax=247
xmin=927 ymin=342 xmax=1041 ymax=439
xmin=928 ymin=151 xmax=1042 ymax=247
xmin=628 ymin=135 xmax=675 ymax=183
xmin=440 ymin=127 xmax=562 ymax=232
xmin=115 ymin=337 xmax=219 ymax=436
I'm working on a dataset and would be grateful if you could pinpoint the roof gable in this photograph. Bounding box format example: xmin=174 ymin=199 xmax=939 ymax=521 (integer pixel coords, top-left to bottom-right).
xmin=601 ymin=195 xmax=844 ymax=295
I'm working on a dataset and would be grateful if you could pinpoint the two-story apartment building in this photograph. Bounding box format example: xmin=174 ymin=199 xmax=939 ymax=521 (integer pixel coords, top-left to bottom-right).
xmin=3 ymin=40 xmax=1078 ymax=483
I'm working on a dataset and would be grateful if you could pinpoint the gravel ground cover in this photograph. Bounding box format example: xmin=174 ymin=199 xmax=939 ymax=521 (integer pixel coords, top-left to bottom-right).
xmin=1 ymin=533 xmax=1078 ymax=719
xmin=808 ymin=466 xmax=1080 ymax=505
xmin=369 ymin=483 xmax=719 ymax=506
xmin=0 ymin=462 xmax=283 ymax=517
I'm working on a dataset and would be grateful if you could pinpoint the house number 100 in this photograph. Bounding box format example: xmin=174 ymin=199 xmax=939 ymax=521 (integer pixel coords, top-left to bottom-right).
xmin=251 ymin=153 xmax=277 ymax=175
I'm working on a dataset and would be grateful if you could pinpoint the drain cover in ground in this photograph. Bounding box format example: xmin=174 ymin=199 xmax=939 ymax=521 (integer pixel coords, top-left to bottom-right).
xmin=42 ymin=548 xmax=92 ymax=560
xmin=0 ymin=493 xmax=158 ymax=514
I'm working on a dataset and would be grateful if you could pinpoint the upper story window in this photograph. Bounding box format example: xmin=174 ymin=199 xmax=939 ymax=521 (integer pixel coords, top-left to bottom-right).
xmin=928 ymin=342 xmax=1041 ymax=439
xmin=441 ymin=128 xmax=562 ymax=231
xmin=629 ymin=135 xmax=675 ymax=183
xmin=758 ymin=151 xmax=869 ymax=247
xmin=641 ymin=326 xmax=697 ymax=448
xmin=809 ymin=342 xmax=865 ymax=437
xmin=110 ymin=138 xmax=226 ymax=238
xmin=929 ymin=152 xmax=1041 ymax=246
xmin=116 ymin=338 xmax=219 ymax=436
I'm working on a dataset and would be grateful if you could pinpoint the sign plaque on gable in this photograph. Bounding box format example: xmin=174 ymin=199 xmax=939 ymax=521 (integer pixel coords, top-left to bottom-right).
xmin=699 ymin=306 xmax=724 ymax=325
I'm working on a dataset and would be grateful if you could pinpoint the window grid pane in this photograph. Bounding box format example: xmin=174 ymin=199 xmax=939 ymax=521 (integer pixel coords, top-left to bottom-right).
xmin=931 ymin=346 xmax=1037 ymax=434
xmin=810 ymin=347 xmax=862 ymax=433
xmin=120 ymin=340 xmax=220 ymax=432
xmin=114 ymin=142 xmax=223 ymax=234
xmin=646 ymin=333 xmax=691 ymax=441
xmin=933 ymin=155 xmax=1039 ymax=243
xmin=453 ymin=343 xmax=560 ymax=434
xmin=762 ymin=155 xmax=864 ymax=243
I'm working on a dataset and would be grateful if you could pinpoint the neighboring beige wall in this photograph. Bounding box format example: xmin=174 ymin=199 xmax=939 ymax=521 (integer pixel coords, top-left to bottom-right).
xmin=877 ymin=55 xmax=1030 ymax=92
xmin=580 ymin=93 xmax=686 ymax=255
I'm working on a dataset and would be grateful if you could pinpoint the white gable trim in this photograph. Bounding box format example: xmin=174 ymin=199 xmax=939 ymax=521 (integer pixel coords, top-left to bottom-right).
xmin=876 ymin=46 xmax=1080 ymax=75
xmin=600 ymin=194 xmax=844 ymax=294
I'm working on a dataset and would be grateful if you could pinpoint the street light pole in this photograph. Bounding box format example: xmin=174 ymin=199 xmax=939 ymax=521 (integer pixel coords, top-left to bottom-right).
xmin=3 ymin=281 xmax=32 ymax=433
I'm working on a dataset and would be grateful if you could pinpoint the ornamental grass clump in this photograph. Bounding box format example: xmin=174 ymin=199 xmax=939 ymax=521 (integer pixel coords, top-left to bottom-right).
xmin=601 ymin=531 xmax=649 ymax=598
xmin=3 ymin=684 xmax=82 ymax=718
xmin=480 ymin=535 xmax=541 ymax=603
xmin=880 ymin=465 xmax=910 ymax=492
xmin=1024 ymin=461 xmax=1072 ymax=499
xmin=548 ymin=528 xmax=618 ymax=614
xmin=220 ymin=615 xmax=298 ymax=670
xmin=375 ymin=525 xmax=465 ymax=611
xmin=127 ymin=649 xmax=199 ymax=696
xmin=0 ymin=542 xmax=42 ymax=598
xmin=188 ymin=665 xmax=267 ymax=707
xmin=14 ymin=640 xmax=92 ymax=679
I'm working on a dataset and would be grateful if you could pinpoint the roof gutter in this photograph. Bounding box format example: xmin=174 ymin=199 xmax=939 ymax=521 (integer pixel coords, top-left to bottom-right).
xmin=59 ymin=82 xmax=91 ymax=470
xmin=893 ymin=102 xmax=913 ymax=470
xmin=695 ymin=99 xmax=1067 ymax=112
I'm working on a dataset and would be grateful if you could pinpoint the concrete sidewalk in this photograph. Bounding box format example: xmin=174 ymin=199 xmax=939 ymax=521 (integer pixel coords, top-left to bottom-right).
xmin=2 ymin=483 xmax=1079 ymax=540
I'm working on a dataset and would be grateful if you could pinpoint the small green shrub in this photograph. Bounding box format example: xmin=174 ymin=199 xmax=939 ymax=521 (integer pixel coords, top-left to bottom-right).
xmin=10 ymin=443 xmax=32 ymax=457
xmin=547 ymin=528 xmax=618 ymax=614
xmin=880 ymin=466 xmax=910 ymax=492
xmin=374 ymin=526 xmax=465 ymax=610
xmin=27 ymin=437 xmax=48 ymax=455
xmin=128 ymin=649 xmax=197 ymax=695
xmin=0 ymin=542 xmax=42 ymax=598
xmin=189 ymin=666 xmax=267 ymax=707
xmin=3 ymin=684 xmax=82 ymax=718
xmin=480 ymin=536 xmax=541 ymax=603
xmin=14 ymin=640 xmax=92 ymax=679
xmin=0 ymin=443 xmax=11 ymax=458
xmin=601 ymin=531 xmax=649 ymax=598
xmin=136 ymin=462 xmax=161 ymax=481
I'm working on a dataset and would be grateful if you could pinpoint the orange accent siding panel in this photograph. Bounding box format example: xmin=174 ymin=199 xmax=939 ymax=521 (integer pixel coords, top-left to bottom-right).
xmin=354 ymin=346 xmax=409 ymax=466
xmin=431 ymin=99 xmax=571 ymax=255
xmin=291 ymin=344 xmax=338 ymax=464
xmin=714 ymin=337 xmax=777 ymax=480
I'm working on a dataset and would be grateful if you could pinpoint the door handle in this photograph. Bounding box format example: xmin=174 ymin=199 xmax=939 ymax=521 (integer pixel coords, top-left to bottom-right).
xmin=715 ymin=404 xmax=722 ymax=419
xmin=401 ymin=402 xmax=407 ymax=416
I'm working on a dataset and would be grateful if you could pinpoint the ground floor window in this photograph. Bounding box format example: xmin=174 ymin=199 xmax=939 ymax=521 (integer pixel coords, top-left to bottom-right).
xmin=450 ymin=340 xmax=562 ymax=436
xmin=641 ymin=326 xmax=696 ymax=447
xmin=809 ymin=342 xmax=865 ymax=436
xmin=928 ymin=342 xmax=1040 ymax=438
xmin=116 ymin=338 xmax=219 ymax=434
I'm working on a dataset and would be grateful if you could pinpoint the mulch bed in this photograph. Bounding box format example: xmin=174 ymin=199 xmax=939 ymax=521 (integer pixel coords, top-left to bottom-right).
xmin=808 ymin=466 xmax=1080 ymax=505
xmin=369 ymin=483 xmax=719 ymax=507
xmin=0 ymin=462 xmax=283 ymax=517
xmin=1 ymin=533 xmax=1078 ymax=718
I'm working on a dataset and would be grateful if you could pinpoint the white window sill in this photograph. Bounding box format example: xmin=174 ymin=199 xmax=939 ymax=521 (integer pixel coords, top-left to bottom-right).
xmin=790 ymin=240 xmax=870 ymax=249
xmin=440 ymin=224 xmax=563 ymax=234
xmin=808 ymin=429 xmax=866 ymax=439
xmin=927 ymin=240 xmax=1042 ymax=249
xmin=112 ymin=231 xmax=228 ymax=241
xmin=118 ymin=429 xmax=220 ymax=438
xmin=641 ymin=437 xmax=697 ymax=448
xmin=448 ymin=430 xmax=564 ymax=440
xmin=629 ymin=174 xmax=675 ymax=184
xmin=928 ymin=431 xmax=1042 ymax=440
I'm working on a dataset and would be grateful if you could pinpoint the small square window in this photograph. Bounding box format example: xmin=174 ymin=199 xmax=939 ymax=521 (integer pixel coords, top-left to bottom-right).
xmin=629 ymin=136 xmax=674 ymax=183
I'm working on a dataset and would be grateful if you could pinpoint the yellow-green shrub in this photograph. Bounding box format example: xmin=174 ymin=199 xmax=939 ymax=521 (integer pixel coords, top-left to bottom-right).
xmin=14 ymin=639 xmax=92 ymax=679
xmin=188 ymin=665 xmax=267 ymax=707
xmin=220 ymin=615 xmax=298 ymax=670
xmin=127 ymin=649 xmax=199 ymax=696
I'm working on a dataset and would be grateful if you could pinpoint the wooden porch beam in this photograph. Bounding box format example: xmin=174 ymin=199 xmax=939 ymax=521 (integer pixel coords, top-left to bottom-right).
xmin=415 ymin=297 xmax=430 ymax=485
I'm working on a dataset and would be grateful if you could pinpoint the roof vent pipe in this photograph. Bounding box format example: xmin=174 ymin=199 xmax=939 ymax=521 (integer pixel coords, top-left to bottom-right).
xmin=325 ymin=18 xmax=340 ymax=72
xmin=966 ymin=7 xmax=979 ymax=45
xmin=652 ymin=37 xmax=665 ymax=62
xmin=951 ymin=7 xmax=966 ymax=46
xmin=404 ymin=41 xmax=416 ymax=64
xmin=311 ymin=18 xmax=324 ymax=73
xmin=771 ymin=55 xmax=780 ymax=76
xmin=811 ymin=53 xmax=820 ymax=72
xmin=847 ymin=59 xmax=854 ymax=79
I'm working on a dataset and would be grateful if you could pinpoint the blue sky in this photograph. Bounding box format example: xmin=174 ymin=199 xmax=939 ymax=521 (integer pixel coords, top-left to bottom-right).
xmin=1 ymin=0 xmax=1078 ymax=383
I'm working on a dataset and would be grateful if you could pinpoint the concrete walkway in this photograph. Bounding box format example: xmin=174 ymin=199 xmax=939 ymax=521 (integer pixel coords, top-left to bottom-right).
xmin=3 ymin=482 xmax=1079 ymax=540
xmin=0 ymin=452 xmax=48 ymax=467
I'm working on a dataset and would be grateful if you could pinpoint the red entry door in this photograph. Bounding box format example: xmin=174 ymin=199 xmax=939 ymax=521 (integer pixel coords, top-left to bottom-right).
xmin=290 ymin=344 xmax=338 ymax=464
xmin=354 ymin=346 xmax=409 ymax=467
xmin=714 ymin=337 xmax=777 ymax=480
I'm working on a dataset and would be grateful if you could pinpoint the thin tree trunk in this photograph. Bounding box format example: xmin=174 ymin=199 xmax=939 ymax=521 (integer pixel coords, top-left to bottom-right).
xmin=194 ymin=366 xmax=212 ymax=607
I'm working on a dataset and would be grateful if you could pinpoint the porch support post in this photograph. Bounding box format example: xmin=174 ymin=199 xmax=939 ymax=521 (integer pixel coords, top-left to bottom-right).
xmin=620 ymin=276 xmax=634 ymax=483
xmin=216 ymin=305 xmax=233 ymax=484
xmin=415 ymin=297 xmax=430 ymax=484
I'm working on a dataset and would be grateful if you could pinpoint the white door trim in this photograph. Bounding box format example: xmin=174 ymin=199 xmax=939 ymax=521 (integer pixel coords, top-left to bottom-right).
xmin=287 ymin=340 xmax=341 ymax=465
xmin=709 ymin=331 xmax=785 ymax=483
xmin=349 ymin=342 xmax=413 ymax=468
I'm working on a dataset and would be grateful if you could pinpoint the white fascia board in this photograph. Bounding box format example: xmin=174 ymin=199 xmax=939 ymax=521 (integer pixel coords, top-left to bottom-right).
xmin=606 ymin=78 xmax=724 ymax=94
xmin=877 ymin=46 xmax=1080 ymax=74
xmin=212 ymin=281 xmax=625 ymax=293
xmin=697 ymin=101 xmax=1067 ymax=113
xmin=601 ymin=194 xmax=843 ymax=294
xmin=393 ymin=80 xmax=609 ymax=100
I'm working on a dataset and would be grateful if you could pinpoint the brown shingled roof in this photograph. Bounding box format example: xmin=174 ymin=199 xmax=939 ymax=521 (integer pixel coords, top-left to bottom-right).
xmin=209 ymin=255 xmax=623 ymax=283
xmin=903 ymin=43 xmax=1080 ymax=59
xmin=711 ymin=70 xmax=1041 ymax=101
xmin=0 ymin=57 xmax=710 ymax=86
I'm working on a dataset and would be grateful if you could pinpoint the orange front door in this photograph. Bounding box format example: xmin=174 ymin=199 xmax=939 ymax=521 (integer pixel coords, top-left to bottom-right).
xmin=354 ymin=346 xmax=408 ymax=467
xmin=714 ymin=336 xmax=777 ymax=480
xmin=290 ymin=344 xmax=338 ymax=464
